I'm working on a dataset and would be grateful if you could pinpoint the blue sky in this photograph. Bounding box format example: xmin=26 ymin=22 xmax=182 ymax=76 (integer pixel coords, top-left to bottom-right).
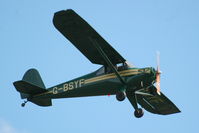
xmin=0 ymin=0 xmax=199 ymax=132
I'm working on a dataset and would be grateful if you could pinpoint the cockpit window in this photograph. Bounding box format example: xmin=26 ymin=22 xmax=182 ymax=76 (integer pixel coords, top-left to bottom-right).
xmin=95 ymin=61 xmax=135 ymax=76
xmin=117 ymin=63 xmax=127 ymax=71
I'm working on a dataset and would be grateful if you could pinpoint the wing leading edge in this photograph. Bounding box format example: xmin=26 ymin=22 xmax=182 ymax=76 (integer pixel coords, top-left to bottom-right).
xmin=53 ymin=9 xmax=126 ymax=65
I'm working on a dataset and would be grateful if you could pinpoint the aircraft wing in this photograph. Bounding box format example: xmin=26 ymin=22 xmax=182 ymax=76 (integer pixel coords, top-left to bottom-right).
xmin=53 ymin=9 xmax=126 ymax=65
xmin=128 ymin=87 xmax=181 ymax=115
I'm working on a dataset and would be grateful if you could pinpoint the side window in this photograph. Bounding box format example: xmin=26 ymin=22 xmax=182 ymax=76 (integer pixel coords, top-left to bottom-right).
xmin=117 ymin=63 xmax=128 ymax=71
xmin=105 ymin=65 xmax=117 ymax=74
xmin=96 ymin=62 xmax=132 ymax=75
xmin=96 ymin=67 xmax=105 ymax=75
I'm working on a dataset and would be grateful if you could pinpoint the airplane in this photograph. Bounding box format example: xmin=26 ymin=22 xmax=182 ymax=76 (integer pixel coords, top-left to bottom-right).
xmin=13 ymin=9 xmax=180 ymax=118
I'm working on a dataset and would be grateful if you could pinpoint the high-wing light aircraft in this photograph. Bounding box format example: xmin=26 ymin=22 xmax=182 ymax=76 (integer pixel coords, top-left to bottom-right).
xmin=13 ymin=9 xmax=180 ymax=118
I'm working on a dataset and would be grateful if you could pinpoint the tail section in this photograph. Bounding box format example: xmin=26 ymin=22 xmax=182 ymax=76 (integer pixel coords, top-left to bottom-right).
xmin=13 ymin=69 xmax=52 ymax=107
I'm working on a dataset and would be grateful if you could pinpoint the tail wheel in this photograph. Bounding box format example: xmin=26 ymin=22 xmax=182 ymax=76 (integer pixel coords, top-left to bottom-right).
xmin=21 ymin=103 xmax=25 ymax=107
xmin=116 ymin=91 xmax=126 ymax=101
xmin=134 ymin=108 xmax=144 ymax=118
xmin=21 ymin=100 xmax=28 ymax=107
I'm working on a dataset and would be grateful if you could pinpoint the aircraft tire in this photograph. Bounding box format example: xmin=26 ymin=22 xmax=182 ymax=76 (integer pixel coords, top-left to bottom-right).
xmin=116 ymin=91 xmax=126 ymax=101
xmin=134 ymin=108 xmax=144 ymax=118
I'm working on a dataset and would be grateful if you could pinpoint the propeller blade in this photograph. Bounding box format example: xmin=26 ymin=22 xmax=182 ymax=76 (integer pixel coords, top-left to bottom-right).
xmin=156 ymin=72 xmax=161 ymax=95
xmin=156 ymin=51 xmax=161 ymax=95
xmin=156 ymin=51 xmax=160 ymax=72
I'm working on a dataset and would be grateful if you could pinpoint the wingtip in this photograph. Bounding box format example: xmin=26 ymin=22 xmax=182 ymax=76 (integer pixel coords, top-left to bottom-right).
xmin=53 ymin=9 xmax=77 ymax=26
xmin=177 ymin=108 xmax=181 ymax=113
xmin=54 ymin=9 xmax=75 ymax=15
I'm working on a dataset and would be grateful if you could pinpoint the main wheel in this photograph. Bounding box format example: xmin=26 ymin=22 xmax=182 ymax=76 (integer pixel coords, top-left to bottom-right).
xmin=134 ymin=108 xmax=144 ymax=118
xmin=116 ymin=91 xmax=126 ymax=101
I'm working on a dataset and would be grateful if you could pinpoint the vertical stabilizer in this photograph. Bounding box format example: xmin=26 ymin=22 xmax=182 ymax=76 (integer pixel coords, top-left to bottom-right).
xmin=22 ymin=68 xmax=46 ymax=89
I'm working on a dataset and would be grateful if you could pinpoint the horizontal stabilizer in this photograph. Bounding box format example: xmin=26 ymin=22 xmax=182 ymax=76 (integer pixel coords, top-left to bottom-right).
xmin=13 ymin=80 xmax=47 ymax=95
xmin=30 ymin=98 xmax=52 ymax=107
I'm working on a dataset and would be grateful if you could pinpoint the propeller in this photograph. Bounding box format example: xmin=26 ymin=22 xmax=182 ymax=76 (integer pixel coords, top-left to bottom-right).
xmin=156 ymin=51 xmax=161 ymax=95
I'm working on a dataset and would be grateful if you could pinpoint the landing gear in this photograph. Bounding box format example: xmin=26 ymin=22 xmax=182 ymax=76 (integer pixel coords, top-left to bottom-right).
xmin=126 ymin=91 xmax=144 ymax=118
xmin=21 ymin=101 xmax=28 ymax=107
xmin=134 ymin=108 xmax=144 ymax=118
xmin=116 ymin=91 xmax=126 ymax=101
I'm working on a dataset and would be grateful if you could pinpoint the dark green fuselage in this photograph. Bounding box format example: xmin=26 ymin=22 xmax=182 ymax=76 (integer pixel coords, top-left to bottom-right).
xmin=33 ymin=67 xmax=156 ymax=100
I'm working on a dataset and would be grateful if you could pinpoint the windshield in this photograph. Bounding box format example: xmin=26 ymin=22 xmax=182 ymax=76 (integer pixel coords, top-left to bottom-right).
xmin=125 ymin=61 xmax=134 ymax=68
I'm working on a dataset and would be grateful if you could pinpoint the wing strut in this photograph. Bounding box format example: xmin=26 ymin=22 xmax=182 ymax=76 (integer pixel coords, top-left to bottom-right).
xmin=89 ymin=37 xmax=126 ymax=85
